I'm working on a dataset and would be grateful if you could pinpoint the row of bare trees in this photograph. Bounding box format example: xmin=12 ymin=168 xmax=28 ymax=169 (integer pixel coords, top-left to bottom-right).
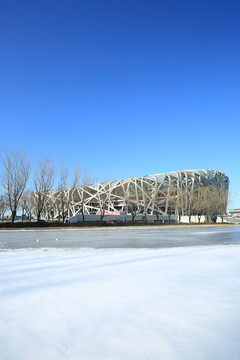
xmin=176 ymin=185 xmax=229 ymax=223
xmin=0 ymin=150 xmax=95 ymax=223
xmin=0 ymin=151 xmax=30 ymax=223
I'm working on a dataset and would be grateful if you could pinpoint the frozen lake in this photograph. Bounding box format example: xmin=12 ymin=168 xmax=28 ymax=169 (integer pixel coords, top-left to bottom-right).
xmin=0 ymin=225 xmax=240 ymax=250
xmin=1 ymin=226 xmax=240 ymax=359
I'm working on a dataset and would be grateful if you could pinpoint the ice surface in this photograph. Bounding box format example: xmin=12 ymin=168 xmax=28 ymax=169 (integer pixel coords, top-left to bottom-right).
xmin=0 ymin=241 xmax=240 ymax=359
xmin=0 ymin=225 xmax=240 ymax=250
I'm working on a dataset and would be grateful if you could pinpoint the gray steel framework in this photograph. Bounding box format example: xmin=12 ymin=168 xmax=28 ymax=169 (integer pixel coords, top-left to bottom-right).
xmin=42 ymin=169 xmax=229 ymax=220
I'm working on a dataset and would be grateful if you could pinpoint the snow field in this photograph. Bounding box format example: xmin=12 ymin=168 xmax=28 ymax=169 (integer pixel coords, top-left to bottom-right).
xmin=0 ymin=246 xmax=240 ymax=360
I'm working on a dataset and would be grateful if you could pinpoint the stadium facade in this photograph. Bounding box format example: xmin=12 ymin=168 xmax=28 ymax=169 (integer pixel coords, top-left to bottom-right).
xmin=43 ymin=169 xmax=229 ymax=222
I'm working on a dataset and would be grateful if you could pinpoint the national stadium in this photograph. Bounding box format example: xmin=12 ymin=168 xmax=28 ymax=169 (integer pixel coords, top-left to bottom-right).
xmin=42 ymin=169 xmax=229 ymax=223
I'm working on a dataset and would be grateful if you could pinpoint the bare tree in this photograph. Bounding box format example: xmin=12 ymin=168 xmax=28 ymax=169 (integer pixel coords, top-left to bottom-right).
xmin=209 ymin=186 xmax=228 ymax=223
xmin=21 ymin=189 xmax=33 ymax=221
xmin=0 ymin=194 xmax=8 ymax=221
xmin=97 ymin=183 xmax=109 ymax=222
xmin=33 ymin=156 xmax=55 ymax=221
xmin=72 ymin=166 xmax=81 ymax=188
xmin=141 ymin=181 xmax=152 ymax=223
xmin=126 ymin=197 xmax=137 ymax=222
xmin=67 ymin=166 xmax=81 ymax=220
xmin=56 ymin=165 xmax=82 ymax=223
xmin=191 ymin=185 xmax=228 ymax=223
xmin=152 ymin=182 xmax=161 ymax=221
xmin=192 ymin=188 xmax=204 ymax=223
xmin=175 ymin=187 xmax=186 ymax=223
xmin=0 ymin=150 xmax=30 ymax=223
xmin=79 ymin=172 xmax=94 ymax=222
xmin=82 ymin=173 xmax=94 ymax=186
xmin=57 ymin=166 xmax=69 ymax=222
xmin=185 ymin=190 xmax=194 ymax=223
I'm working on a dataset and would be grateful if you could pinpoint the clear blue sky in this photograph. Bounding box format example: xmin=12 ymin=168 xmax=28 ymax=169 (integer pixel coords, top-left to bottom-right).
xmin=0 ymin=0 xmax=239 ymax=207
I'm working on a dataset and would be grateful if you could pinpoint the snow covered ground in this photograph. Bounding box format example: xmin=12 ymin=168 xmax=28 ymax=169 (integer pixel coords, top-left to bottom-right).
xmin=0 ymin=243 xmax=240 ymax=359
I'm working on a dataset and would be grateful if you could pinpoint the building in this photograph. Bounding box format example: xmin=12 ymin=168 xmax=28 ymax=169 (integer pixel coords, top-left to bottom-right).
xmin=42 ymin=169 xmax=229 ymax=222
xmin=229 ymin=209 xmax=240 ymax=218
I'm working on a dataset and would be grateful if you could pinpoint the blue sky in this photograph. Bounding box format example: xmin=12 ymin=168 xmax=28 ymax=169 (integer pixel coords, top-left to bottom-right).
xmin=0 ymin=0 xmax=239 ymax=207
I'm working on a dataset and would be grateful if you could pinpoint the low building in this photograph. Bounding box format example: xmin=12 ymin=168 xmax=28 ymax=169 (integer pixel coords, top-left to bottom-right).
xmin=229 ymin=209 xmax=240 ymax=218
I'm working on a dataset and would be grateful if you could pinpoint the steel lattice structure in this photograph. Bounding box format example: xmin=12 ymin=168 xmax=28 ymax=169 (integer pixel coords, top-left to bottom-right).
xmin=42 ymin=169 xmax=229 ymax=220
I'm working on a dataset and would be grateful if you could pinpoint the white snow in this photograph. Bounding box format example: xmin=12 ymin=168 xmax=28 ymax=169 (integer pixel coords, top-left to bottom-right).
xmin=0 ymin=246 xmax=240 ymax=360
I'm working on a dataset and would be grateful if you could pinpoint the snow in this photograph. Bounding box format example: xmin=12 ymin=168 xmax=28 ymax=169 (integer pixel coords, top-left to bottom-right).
xmin=0 ymin=245 xmax=240 ymax=360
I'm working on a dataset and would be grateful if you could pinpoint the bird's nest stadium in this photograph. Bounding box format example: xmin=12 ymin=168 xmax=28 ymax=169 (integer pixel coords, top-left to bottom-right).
xmin=42 ymin=169 xmax=229 ymax=222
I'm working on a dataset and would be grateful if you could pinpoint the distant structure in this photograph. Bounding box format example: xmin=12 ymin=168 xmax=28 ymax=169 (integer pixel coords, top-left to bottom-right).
xmin=42 ymin=169 xmax=229 ymax=222
xmin=229 ymin=209 xmax=240 ymax=218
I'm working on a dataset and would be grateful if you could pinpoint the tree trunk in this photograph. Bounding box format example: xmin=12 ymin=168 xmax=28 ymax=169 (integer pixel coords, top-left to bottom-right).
xmin=131 ymin=211 xmax=136 ymax=223
xmin=11 ymin=209 xmax=16 ymax=223
xmin=177 ymin=208 xmax=181 ymax=223
xmin=81 ymin=203 xmax=85 ymax=222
